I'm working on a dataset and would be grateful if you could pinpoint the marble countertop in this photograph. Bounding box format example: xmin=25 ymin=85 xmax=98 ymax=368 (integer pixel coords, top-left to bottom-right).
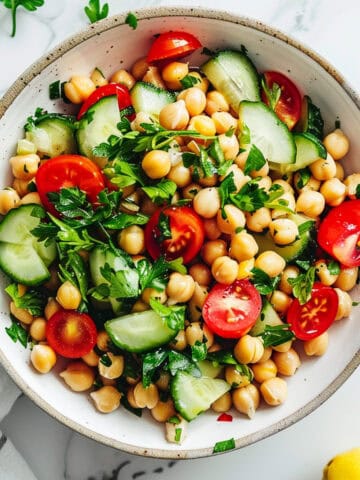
xmin=0 ymin=0 xmax=359 ymax=479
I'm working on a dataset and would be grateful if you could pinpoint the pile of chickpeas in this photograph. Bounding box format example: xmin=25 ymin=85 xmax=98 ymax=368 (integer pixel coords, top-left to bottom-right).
xmin=2 ymin=50 xmax=359 ymax=444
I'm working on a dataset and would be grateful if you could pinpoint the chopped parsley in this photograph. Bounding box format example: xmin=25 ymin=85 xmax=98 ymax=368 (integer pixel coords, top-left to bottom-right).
xmin=125 ymin=12 xmax=138 ymax=30
xmin=213 ymin=438 xmax=236 ymax=453
xmin=288 ymin=266 xmax=316 ymax=304
xmin=84 ymin=0 xmax=109 ymax=23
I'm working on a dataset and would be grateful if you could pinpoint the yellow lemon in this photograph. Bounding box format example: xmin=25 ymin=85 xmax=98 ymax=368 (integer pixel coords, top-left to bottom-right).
xmin=323 ymin=447 xmax=360 ymax=480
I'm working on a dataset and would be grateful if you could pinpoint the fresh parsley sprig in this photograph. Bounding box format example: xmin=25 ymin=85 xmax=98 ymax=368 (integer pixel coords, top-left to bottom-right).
xmin=261 ymin=77 xmax=281 ymax=111
xmin=288 ymin=266 xmax=316 ymax=304
xmin=0 ymin=0 xmax=44 ymax=37
xmin=257 ymin=324 xmax=295 ymax=347
xmin=5 ymin=283 xmax=46 ymax=316
xmin=84 ymin=0 xmax=109 ymax=24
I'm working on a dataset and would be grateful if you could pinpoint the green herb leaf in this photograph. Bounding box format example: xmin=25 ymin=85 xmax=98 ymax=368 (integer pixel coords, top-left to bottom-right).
xmin=206 ymin=351 xmax=237 ymax=366
xmin=213 ymin=438 xmax=235 ymax=454
xmin=49 ymin=80 xmax=61 ymax=100
xmin=58 ymin=251 xmax=89 ymax=310
xmin=5 ymin=317 xmax=28 ymax=348
xmin=168 ymin=415 xmax=181 ymax=424
xmin=288 ymin=266 xmax=316 ymax=304
xmin=137 ymin=256 xmax=186 ymax=292
xmin=250 ymin=267 xmax=280 ymax=295
xmin=218 ymin=172 xmax=237 ymax=218
xmin=168 ymin=350 xmax=201 ymax=377
xmin=258 ymin=324 xmax=295 ymax=347
xmin=149 ymin=298 xmax=185 ymax=331
xmin=142 ymin=349 xmax=168 ymax=387
xmin=327 ymin=260 xmax=341 ymax=276
xmin=295 ymin=167 xmax=311 ymax=190
xmin=244 ymin=144 xmax=266 ymax=175
xmin=175 ymin=428 xmax=182 ymax=442
xmin=100 ymin=353 xmax=112 ymax=367
xmin=158 ymin=211 xmax=172 ymax=242
xmin=125 ymin=12 xmax=138 ymax=29
xmin=1 ymin=0 xmax=44 ymax=37
xmin=298 ymin=220 xmax=315 ymax=236
xmin=102 ymin=212 xmax=149 ymax=230
xmin=191 ymin=341 xmax=208 ymax=362
xmin=5 ymin=283 xmax=46 ymax=316
xmin=261 ymin=77 xmax=281 ymax=110
xmin=142 ymin=179 xmax=177 ymax=205
xmin=180 ymin=74 xmax=201 ymax=89
xmin=355 ymin=184 xmax=360 ymax=199
xmin=99 ymin=259 xmax=139 ymax=299
xmin=84 ymin=0 xmax=109 ymax=23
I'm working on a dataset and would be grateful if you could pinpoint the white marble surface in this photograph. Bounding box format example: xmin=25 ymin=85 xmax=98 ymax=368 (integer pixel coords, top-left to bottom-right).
xmin=0 ymin=0 xmax=359 ymax=479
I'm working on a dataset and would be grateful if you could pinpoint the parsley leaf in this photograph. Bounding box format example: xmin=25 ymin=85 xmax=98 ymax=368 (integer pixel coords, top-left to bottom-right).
xmin=191 ymin=341 xmax=208 ymax=362
xmin=218 ymin=172 xmax=237 ymax=218
xmin=180 ymin=74 xmax=201 ymax=89
xmin=356 ymin=184 xmax=360 ymax=199
xmin=142 ymin=349 xmax=168 ymax=387
xmin=125 ymin=12 xmax=138 ymax=29
xmin=99 ymin=260 xmax=139 ymax=299
xmin=1 ymin=0 xmax=44 ymax=37
xmin=168 ymin=350 xmax=201 ymax=377
xmin=250 ymin=267 xmax=280 ymax=295
xmin=137 ymin=256 xmax=186 ymax=292
xmin=213 ymin=438 xmax=235 ymax=454
xmin=5 ymin=283 xmax=46 ymax=316
xmin=288 ymin=266 xmax=316 ymax=304
xmin=84 ymin=0 xmax=109 ymax=23
xmin=261 ymin=77 xmax=281 ymax=110
xmin=149 ymin=298 xmax=185 ymax=331
xmin=157 ymin=211 xmax=172 ymax=242
xmin=5 ymin=317 xmax=28 ymax=348
xmin=295 ymin=167 xmax=311 ymax=190
xmin=142 ymin=179 xmax=177 ymax=205
xmin=327 ymin=260 xmax=341 ymax=276
xmin=58 ymin=252 xmax=88 ymax=311
xmin=257 ymin=324 xmax=295 ymax=347
xmin=243 ymin=144 xmax=266 ymax=175
xmin=102 ymin=212 xmax=149 ymax=230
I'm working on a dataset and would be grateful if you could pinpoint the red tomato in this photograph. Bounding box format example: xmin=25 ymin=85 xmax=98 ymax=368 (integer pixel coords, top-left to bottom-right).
xmin=317 ymin=200 xmax=360 ymax=267
xmin=144 ymin=205 xmax=204 ymax=264
xmin=46 ymin=310 xmax=97 ymax=358
xmin=77 ymin=84 xmax=134 ymax=120
xmin=36 ymin=155 xmax=106 ymax=216
xmin=202 ymin=280 xmax=262 ymax=339
xmin=147 ymin=31 xmax=202 ymax=63
xmin=261 ymin=71 xmax=302 ymax=130
xmin=287 ymin=282 xmax=338 ymax=340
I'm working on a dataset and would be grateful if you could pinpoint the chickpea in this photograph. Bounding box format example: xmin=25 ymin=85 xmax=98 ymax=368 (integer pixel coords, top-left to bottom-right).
xmin=260 ymin=377 xmax=287 ymax=406
xmin=225 ymin=365 xmax=251 ymax=388
xmin=334 ymin=288 xmax=353 ymax=320
xmin=98 ymin=352 xmax=124 ymax=380
xmin=185 ymin=322 xmax=205 ymax=346
xmin=211 ymin=392 xmax=232 ymax=413
xmin=131 ymin=299 xmax=149 ymax=313
xmin=166 ymin=272 xmax=195 ymax=304
xmin=90 ymin=67 xmax=108 ymax=87
xmin=188 ymin=115 xmax=216 ymax=136
xmin=203 ymin=217 xmax=222 ymax=240
xmin=44 ymin=297 xmax=61 ymax=320
xmin=237 ymin=258 xmax=255 ymax=280
xmin=205 ymin=90 xmax=229 ymax=116
xmin=155 ymin=371 xmax=171 ymax=391
xmin=141 ymin=287 xmax=167 ymax=305
xmin=334 ymin=267 xmax=358 ymax=291
xmin=211 ymin=256 xmax=239 ymax=285
xmin=234 ymin=335 xmax=264 ymax=364
xmin=269 ymin=218 xmax=299 ymax=246
xmin=90 ymin=386 xmax=121 ymax=413
xmin=21 ymin=192 xmax=41 ymax=205
xmin=271 ymin=192 xmax=296 ymax=219
xmin=10 ymin=154 xmax=40 ymax=181
xmin=249 ymin=161 xmax=269 ymax=179
xmin=232 ymin=384 xmax=260 ymax=418
xmin=151 ymin=398 xmax=176 ymax=423
xmin=142 ymin=66 xmax=166 ymax=89
xmin=29 ymin=317 xmax=47 ymax=341
xmin=258 ymin=346 xmax=273 ymax=363
xmin=110 ymin=69 xmax=135 ymax=90
xmin=161 ymin=61 xmax=189 ymax=89
xmin=133 ymin=382 xmax=159 ymax=409
xmin=12 ymin=178 xmax=31 ymax=197
xmin=118 ymin=225 xmax=145 ymax=255
xmin=201 ymin=239 xmax=227 ymax=265
xmin=0 ymin=188 xmax=21 ymax=215
xmin=63 ymin=76 xmax=96 ymax=104
xmin=219 ymin=165 xmax=249 ymax=192
xmin=257 ymin=175 xmax=272 ymax=192
xmin=131 ymin=57 xmax=149 ymax=79
xmin=252 ymin=359 xmax=277 ymax=383
xmin=126 ymin=387 xmax=139 ymax=409
xmin=131 ymin=111 xmax=153 ymax=132
xmin=230 ymin=231 xmax=259 ymax=262
xmin=304 ymin=332 xmax=329 ymax=356
xmin=188 ymin=283 xmax=208 ymax=322
xmin=96 ymin=330 xmax=110 ymax=352
xmin=159 ymin=100 xmax=189 ymax=130
xmin=320 ymin=178 xmax=346 ymax=206
xmin=295 ymin=190 xmax=325 ymax=218
xmin=212 ymin=111 xmax=238 ymax=134
xmin=279 ymin=265 xmax=300 ymax=295
xmin=309 ymin=153 xmax=336 ymax=181
xmin=344 ymin=173 xmax=360 ymax=200
xmin=269 ymin=290 xmax=292 ymax=315
xmin=169 ymin=329 xmax=187 ymax=351
xmin=198 ymin=171 xmax=219 ymax=188
xmin=177 ymin=87 xmax=206 ymax=116
xmin=315 ymin=260 xmax=339 ymax=286
xmin=335 ymin=162 xmax=345 ymax=181
xmin=246 ymin=207 xmax=272 ymax=232
xmin=272 ymin=340 xmax=293 ymax=353
xmin=165 ymin=416 xmax=187 ymax=444
xmin=56 ymin=281 xmax=82 ymax=310
xmin=167 ymin=161 xmax=192 ymax=188
xmin=186 ymin=71 xmax=209 ymax=92
xmin=30 ymin=344 xmax=57 ymax=374
xmin=323 ymin=128 xmax=350 ymax=160
xmin=182 ymin=182 xmax=201 ymax=200
xmin=254 ymin=251 xmax=286 ymax=278
xmin=60 ymin=361 xmax=95 ymax=392
xmin=189 ymin=263 xmax=212 ymax=286
xmin=272 ymin=348 xmax=301 ymax=376
xmin=10 ymin=301 xmax=33 ymax=325
xmin=193 ymin=187 xmax=220 ymax=218
xmin=142 ymin=150 xmax=171 ymax=179
xmin=82 ymin=349 xmax=100 ymax=367
xmin=218 ymin=134 xmax=239 ymax=160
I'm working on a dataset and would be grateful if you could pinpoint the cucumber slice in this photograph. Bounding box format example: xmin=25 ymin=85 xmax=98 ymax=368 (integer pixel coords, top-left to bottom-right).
xmin=171 ymin=371 xmax=230 ymax=422
xmin=76 ymin=95 xmax=120 ymax=160
xmin=105 ymin=309 xmax=179 ymax=353
xmin=130 ymin=82 xmax=176 ymax=117
xmin=295 ymin=95 xmax=324 ymax=139
xmin=239 ymin=101 xmax=296 ymax=165
xmin=253 ymin=213 xmax=314 ymax=262
xmin=201 ymin=50 xmax=260 ymax=112
xmin=269 ymin=132 xmax=326 ymax=174
xmin=250 ymin=299 xmax=283 ymax=336
xmin=197 ymin=360 xmax=223 ymax=379
xmin=0 ymin=205 xmax=57 ymax=286
xmin=25 ymin=113 xmax=77 ymax=157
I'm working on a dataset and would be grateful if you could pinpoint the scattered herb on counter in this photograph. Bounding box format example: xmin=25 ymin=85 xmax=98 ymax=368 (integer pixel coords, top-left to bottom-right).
xmin=0 ymin=0 xmax=45 ymax=37
xmin=84 ymin=0 xmax=109 ymax=24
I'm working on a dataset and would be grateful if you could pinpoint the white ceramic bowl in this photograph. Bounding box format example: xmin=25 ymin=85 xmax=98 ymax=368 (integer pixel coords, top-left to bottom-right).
xmin=0 ymin=7 xmax=359 ymax=459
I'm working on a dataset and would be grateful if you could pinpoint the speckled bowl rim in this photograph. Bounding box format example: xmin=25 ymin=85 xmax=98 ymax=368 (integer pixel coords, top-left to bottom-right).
xmin=0 ymin=6 xmax=359 ymax=460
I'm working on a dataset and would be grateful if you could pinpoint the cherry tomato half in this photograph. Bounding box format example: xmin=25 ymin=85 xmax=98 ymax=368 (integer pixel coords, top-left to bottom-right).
xmin=144 ymin=205 xmax=204 ymax=264
xmin=147 ymin=31 xmax=202 ymax=63
xmin=77 ymin=83 xmax=134 ymax=120
xmin=46 ymin=310 xmax=97 ymax=358
xmin=202 ymin=280 xmax=262 ymax=339
xmin=35 ymin=154 xmax=106 ymax=216
xmin=261 ymin=71 xmax=302 ymax=130
xmin=287 ymin=282 xmax=338 ymax=340
xmin=317 ymin=199 xmax=360 ymax=267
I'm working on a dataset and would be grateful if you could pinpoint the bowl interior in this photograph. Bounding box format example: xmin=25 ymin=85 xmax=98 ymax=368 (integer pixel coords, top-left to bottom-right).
xmin=0 ymin=8 xmax=359 ymax=458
